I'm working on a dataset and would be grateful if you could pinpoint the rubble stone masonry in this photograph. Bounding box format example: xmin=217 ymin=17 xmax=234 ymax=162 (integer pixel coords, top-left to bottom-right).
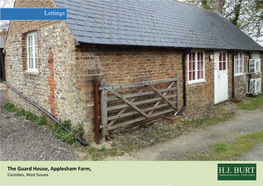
xmin=5 ymin=0 xmax=262 ymax=142
xmin=5 ymin=0 xmax=92 ymax=140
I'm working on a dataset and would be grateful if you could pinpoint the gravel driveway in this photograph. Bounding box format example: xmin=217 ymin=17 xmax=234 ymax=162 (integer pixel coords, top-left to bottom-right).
xmin=0 ymin=87 xmax=78 ymax=161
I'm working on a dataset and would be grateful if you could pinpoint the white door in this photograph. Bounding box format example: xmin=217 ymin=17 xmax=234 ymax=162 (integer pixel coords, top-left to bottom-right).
xmin=214 ymin=52 xmax=229 ymax=104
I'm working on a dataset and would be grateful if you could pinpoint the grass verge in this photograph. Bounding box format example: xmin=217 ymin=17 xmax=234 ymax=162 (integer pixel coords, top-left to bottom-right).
xmin=4 ymin=102 xmax=47 ymax=125
xmin=3 ymin=102 xmax=84 ymax=145
xmin=179 ymin=131 xmax=263 ymax=161
xmin=237 ymin=94 xmax=263 ymax=110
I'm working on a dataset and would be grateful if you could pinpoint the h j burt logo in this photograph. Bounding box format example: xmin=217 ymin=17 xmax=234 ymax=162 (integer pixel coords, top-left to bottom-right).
xmin=218 ymin=164 xmax=256 ymax=181
xmin=219 ymin=166 xmax=255 ymax=174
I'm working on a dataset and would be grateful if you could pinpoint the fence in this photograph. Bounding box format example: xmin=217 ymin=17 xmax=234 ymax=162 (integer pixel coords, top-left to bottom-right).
xmin=99 ymin=74 xmax=180 ymax=137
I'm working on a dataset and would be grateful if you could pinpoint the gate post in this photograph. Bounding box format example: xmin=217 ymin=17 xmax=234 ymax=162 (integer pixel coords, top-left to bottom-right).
xmin=94 ymin=79 xmax=100 ymax=144
xmin=100 ymin=79 xmax=108 ymax=141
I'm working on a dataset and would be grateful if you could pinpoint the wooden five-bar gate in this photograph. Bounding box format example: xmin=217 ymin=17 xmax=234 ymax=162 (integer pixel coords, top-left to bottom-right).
xmin=99 ymin=74 xmax=180 ymax=138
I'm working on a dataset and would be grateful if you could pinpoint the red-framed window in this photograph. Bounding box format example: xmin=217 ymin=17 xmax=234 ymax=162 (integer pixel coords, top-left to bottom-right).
xmin=219 ymin=53 xmax=227 ymax=71
xmin=188 ymin=52 xmax=205 ymax=83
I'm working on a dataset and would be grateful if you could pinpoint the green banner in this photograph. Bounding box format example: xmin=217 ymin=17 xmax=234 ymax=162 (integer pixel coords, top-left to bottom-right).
xmin=218 ymin=164 xmax=256 ymax=181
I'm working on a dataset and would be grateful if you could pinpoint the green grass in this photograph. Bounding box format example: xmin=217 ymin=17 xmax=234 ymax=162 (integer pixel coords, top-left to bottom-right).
xmin=86 ymin=146 xmax=120 ymax=161
xmin=237 ymin=94 xmax=263 ymax=110
xmin=213 ymin=143 xmax=228 ymax=153
xmin=4 ymin=102 xmax=84 ymax=144
xmin=180 ymin=131 xmax=263 ymax=161
xmin=181 ymin=111 xmax=235 ymax=129
xmin=4 ymin=102 xmax=46 ymax=124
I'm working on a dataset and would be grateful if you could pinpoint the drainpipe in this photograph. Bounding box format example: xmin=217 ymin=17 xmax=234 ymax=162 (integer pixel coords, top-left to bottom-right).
xmin=1 ymin=49 xmax=5 ymax=82
xmin=247 ymin=52 xmax=251 ymax=94
xmin=177 ymin=50 xmax=190 ymax=115
xmin=1 ymin=51 xmax=88 ymax=146
xmin=232 ymin=51 xmax=238 ymax=99
xmin=3 ymin=81 xmax=89 ymax=146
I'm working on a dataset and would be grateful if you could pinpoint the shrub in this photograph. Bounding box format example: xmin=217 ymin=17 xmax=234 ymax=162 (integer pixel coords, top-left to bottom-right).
xmin=54 ymin=120 xmax=84 ymax=144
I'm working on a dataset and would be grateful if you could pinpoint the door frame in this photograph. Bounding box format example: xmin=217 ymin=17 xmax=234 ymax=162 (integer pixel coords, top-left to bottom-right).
xmin=214 ymin=51 xmax=229 ymax=104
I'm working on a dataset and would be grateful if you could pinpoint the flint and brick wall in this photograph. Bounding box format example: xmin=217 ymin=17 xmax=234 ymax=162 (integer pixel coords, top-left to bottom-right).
xmin=5 ymin=0 xmax=93 ymax=140
xmin=5 ymin=0 xmax=263 ymax=142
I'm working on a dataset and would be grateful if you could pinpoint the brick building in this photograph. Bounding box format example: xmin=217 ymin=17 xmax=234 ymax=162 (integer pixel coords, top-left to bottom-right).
xmin=4 ymin=0 xmax=263 ymax=142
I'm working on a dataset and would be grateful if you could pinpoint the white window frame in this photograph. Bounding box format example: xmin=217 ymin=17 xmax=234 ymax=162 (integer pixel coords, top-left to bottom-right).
xmin=234 ymin=52 xmax=244 ymax=76
xmin=253 ymin=52 xmax=260 ymax=60
xmin=188 ymin=51 xmax=206 ymax=84
xmin=27 ymin=32 xmax=38 ymax=72
xmin=253 ymin=52 xmax=261 ymax=73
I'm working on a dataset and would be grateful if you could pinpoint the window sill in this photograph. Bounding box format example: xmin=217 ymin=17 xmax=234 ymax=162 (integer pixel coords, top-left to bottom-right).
xmin=246 ymin=72 xmax=262 ymax=75
xmin=188 ymin=79 xmax=206 ymax=85
xmin=24 ymin=71 xmax=39 ymax=76
xmin=234 ymin=73 xmax=244 ymax=77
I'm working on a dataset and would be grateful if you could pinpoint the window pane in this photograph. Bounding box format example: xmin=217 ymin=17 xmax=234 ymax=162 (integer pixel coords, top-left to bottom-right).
xmin=189 ymin=62 xmax=192 ymax=70
xmin=30 ymin=47 xmax=33 ymax=58
xmin=223 ymin=62 xmax=226 ymax=70
xmin=30 ymin=35 xmax=33 ymax=46
xmin=219 ymin=53 xmax=222 ymax=61
xmin=223 ymin=53 xmax=226 ymax=61
xmin=28 ymin=36 xmax=31 ymax=47
xmin=28 ymin=47 xmax=31 ymax=58
xmin=31 ymin=59 xmax=34 ymax=69
xmin=235 ymin=59 xmax=238 ymax=67
xmin=193 ymin=71 xmax=195 ymax=80
xmin=239 ymin=58 xmax=242 ymax=67
xmin=189 ymin=71 xmax=192 ymax=81
xmin=192 ymin=53 xmax=195 ymax=61
xmin=35 ymin=58 xmax=38 ymax=70
xmin=29 ymin=58 xmax=33 ymax=69
xmin=190 ymin=53 xmax=195 ymax=62
xmin=35 ymin=45 xmax=38 ymax=58
xmin=219 ymin=62 xmax=222 ymax=70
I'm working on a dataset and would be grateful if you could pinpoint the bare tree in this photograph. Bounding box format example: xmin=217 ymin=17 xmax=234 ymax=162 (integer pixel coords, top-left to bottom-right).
xmin=184 ymin=0 xmax=263 ymax=45
xmin=0 ymin=0 xmax=15 ymax=31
